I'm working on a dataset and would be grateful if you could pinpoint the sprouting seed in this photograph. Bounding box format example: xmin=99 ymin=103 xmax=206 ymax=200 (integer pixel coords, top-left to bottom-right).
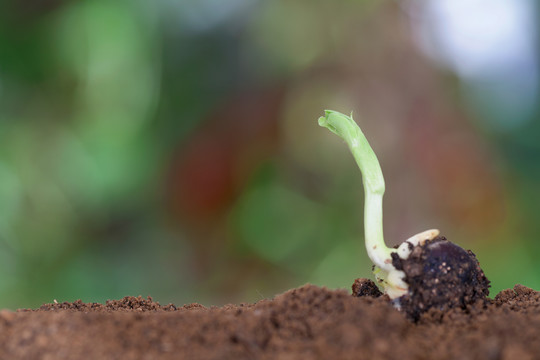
xmin=319 ymin=110 xmax=489 ymax=319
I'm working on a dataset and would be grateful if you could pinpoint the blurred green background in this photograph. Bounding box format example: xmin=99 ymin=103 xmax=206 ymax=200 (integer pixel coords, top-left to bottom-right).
xmin=0 ymin=0 xmax=539 ymax=309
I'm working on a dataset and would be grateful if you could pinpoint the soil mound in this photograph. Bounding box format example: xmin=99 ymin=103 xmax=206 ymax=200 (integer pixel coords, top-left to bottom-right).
xmin=1 ymin=283 xmax=539 ymax=359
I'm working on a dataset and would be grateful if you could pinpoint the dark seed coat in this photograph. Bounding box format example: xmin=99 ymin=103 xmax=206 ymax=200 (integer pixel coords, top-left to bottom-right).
xmin=391 ymin=236 xmax=490 ymax=321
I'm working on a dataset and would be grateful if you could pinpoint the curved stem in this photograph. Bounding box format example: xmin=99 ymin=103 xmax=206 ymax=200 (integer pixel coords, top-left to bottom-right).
xmin=318 ymin=110 xmax=393 ymax=271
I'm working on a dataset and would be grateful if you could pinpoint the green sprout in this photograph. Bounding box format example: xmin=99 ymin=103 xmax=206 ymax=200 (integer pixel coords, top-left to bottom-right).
xmin=319 ymin=110 xmax=439 ymax=299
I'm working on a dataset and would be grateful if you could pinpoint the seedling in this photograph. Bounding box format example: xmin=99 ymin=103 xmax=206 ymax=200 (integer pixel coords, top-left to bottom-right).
xmin=319 ymin=110 xmax=489 ymax=319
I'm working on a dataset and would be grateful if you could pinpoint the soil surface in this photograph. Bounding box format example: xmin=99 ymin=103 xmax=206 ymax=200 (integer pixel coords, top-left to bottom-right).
xmin=1 ymin=282 xmax=539 ymax=359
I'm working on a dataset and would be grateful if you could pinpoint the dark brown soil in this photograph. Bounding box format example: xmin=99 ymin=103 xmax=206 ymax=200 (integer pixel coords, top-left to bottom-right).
xmin=392 ymin=236 xmax=490 ymax=321
xmin=1 ymin=282 xmax=539 ymax=359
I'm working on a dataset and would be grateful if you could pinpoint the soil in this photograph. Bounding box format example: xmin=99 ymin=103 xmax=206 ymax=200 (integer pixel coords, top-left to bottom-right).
xmin=1 ymin=281 xmax=539 ymax=359
xmin=391 ymin=236 xmax=491 ymax=321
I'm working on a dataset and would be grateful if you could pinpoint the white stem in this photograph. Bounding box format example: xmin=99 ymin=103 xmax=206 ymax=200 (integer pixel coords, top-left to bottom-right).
xmin=364 ymin=193 xmax=393 ymax=271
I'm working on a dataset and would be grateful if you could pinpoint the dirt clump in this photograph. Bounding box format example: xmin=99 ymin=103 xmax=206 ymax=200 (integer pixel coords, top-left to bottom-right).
xmin=352 ymin=278 xmax=383 ymax=298
xmin=392 ymin=236 xmax=490 ymax=321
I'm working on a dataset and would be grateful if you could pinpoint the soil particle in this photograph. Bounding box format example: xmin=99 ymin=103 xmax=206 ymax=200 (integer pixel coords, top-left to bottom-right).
xmin=0 ymin=283 xmax=538 ymax=359
xmin=352 ymin=278 xmax=383 ymax=298
xmin=392 ymin=236 xmax=490 ymax=321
